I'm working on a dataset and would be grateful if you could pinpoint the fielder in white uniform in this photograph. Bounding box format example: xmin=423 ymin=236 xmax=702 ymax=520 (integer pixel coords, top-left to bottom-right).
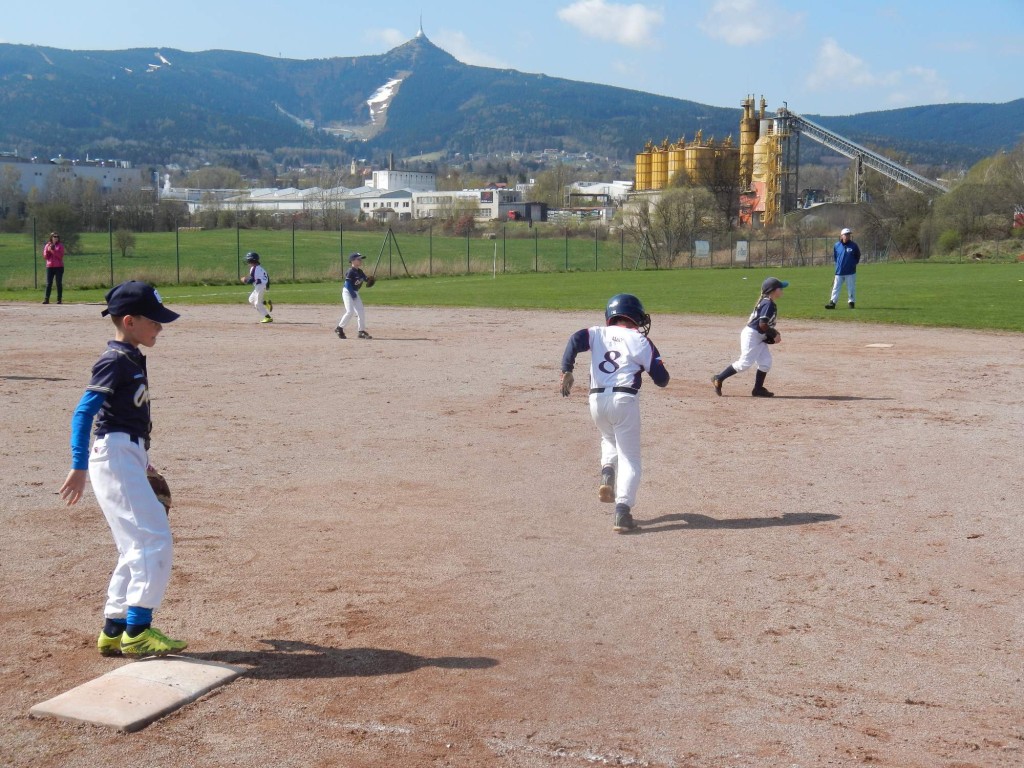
xmin=59 ymin=281 xmax=188 ymax=658
xmin=241 ymin=251 xmax=272 ymax=323
xmin=712 ymin=276 xmax=788 ymax=398
xmin=335 ymin=252 xmax=372 ymax=339
xmin=560 ymin=294 xmax=670 ymax=533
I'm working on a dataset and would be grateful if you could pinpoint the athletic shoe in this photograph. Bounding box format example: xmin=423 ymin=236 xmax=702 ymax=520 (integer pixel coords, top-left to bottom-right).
xmin=848 ymin=302 xmax=855 ymax=309
xmin=599 ymin=466 xmax=615 ymax=503
xmin=751 ymin=387 xmax=775 ymax=397
xmin=712 ymin=375 xmax=723 ymax=396
xmin=358 ymin=330 xmax=372 ymax=339
xmin=120 ymin=627 xmax=188 ymax=658
xmin=334 ymin=326 xmax=346 ymax=339
xmin=97 ymin=630 xmax=123 ymax=657
xmin=260 ymin=315 xmax=273 ymax=323
xmin=613 ymin=504 xmax=638 ymax=533
xmin=264 ymin=298 xmax=273 ymax=313
xmin=42 ymin=300 xmax=49 ymax=304
xmin=825 ymin=302 xmax=835 ymax=309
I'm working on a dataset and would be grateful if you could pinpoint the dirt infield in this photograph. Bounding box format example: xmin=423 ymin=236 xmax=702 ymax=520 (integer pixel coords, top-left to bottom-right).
xmin=2 ymin=300 xmax=1022 ymax=768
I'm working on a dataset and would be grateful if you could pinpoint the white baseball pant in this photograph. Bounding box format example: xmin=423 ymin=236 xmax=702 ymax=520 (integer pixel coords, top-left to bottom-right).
xmin=248 ymin=283 xmax=269 ymax=318
xmin=732 ymin=325 xmax=773 ymax=373
xmin=589 ymin=391 xmax=642 ymax=507
xmin=89 ymin=433 xmax=173 ymax=618
xmin=830 ymin=274 xmax=856 ymax=303
xmin=338 ymin=289 xmax=366 ymax=331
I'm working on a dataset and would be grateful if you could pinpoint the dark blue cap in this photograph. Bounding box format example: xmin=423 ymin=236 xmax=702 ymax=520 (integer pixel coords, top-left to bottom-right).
xmin=761 ymin=277 xmax=789 ymax=294
xmin=349 ymin=252 xmax=363 ymax=262
xmin=101 ymin=281 xmax=180 ymax=323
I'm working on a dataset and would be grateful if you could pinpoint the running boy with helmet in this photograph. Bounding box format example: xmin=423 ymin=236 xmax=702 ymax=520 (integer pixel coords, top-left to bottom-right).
xmin=241 ymin=252 xmax=272 ymax=323
xmin=559 ymin=294 xmax=670 ymax=533
xmin=58 ymin=281 xmax=187 ymax=658
xmin=334 ymin=252 xmax=373 ymax=339
xmin=712 ymin=276 xmax=788 ymax=398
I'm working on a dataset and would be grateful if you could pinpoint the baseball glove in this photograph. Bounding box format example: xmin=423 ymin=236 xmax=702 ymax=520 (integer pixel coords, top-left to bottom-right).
xmin=146 ymin=465 xmax=172 ymax=514
xmin=365 ymin=276 xmax=376 ymax=287
xmin=559 ymin=371 xmax=574 ymax=397
xmin=763 ymin=327 xmax=780 ymax=344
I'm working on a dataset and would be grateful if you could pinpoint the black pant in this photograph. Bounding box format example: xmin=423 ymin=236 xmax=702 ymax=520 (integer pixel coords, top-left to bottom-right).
xmin=45 ymin=267 xmax=64 ymax=302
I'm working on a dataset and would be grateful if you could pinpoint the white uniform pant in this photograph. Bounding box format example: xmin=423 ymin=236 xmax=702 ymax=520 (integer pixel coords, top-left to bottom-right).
xmin=830 ymin=273 xmax=856 ymax=303
xmin=338 ymin=289 xmax=366 ymax=331
xmin=732 ymin=325 xmax=773 ymax=373
xmin=89 ymin=433 xmax=173 ymax=618
xmin=589 ymin=391 xmax=642 ymax=508
xmin=248 ymin=283 xmax=269 ymax=318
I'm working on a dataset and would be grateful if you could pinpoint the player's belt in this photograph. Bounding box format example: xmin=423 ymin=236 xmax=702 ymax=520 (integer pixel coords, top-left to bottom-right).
xmin=96 ymin=432 xmax=144 ymax=445
xmin=590 ymin=386 xmax=638 ymax=395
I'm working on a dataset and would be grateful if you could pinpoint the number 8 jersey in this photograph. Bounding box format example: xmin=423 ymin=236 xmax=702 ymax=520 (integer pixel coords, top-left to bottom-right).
xmin=562 ymin=325 xmax=669 ymax=391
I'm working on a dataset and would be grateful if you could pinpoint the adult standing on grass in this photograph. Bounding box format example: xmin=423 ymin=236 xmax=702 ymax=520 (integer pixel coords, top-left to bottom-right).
xmin=42 ymin=232 xmax=65 ymax=304
xmin=825 ymin=227 xmax=860 ymax=309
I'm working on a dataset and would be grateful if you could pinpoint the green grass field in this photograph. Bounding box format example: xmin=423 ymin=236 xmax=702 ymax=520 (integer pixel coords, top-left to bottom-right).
xmin=2 ymin=253 xmax=1021 ymax=331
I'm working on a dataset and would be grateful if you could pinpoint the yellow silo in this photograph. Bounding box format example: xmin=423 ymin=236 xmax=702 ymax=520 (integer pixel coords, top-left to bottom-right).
xmin=739 ymin=96 xmax=758 ymax=188
xmin=667 ymin=138 xmax=686 ymax=185
xmin=650 ymin=140 xmax=669 ymax=190
xmin=634 ymin=141 xmax=653 ymax=191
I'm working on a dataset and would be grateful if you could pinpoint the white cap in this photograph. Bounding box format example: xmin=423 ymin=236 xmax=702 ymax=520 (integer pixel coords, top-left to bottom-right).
xmin=840 ymin=227 xmax=852 ymax=235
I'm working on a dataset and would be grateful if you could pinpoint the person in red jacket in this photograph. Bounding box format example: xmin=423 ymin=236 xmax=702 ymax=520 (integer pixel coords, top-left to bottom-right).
xmin=43 ymin=232 xmax=66 ymax=304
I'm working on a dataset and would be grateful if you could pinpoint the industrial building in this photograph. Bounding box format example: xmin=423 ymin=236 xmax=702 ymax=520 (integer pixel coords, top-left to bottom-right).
xmin=0 ymin=154 xmax=149 ymax=196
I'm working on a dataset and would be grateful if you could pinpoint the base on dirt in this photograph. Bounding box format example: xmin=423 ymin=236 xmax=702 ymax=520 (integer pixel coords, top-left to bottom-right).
xmin=29 ymin=657 xmax=245 ymax=732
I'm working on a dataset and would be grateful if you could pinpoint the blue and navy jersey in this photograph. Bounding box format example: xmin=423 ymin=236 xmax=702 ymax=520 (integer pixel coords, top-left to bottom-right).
xmin=746 ymin=297 xmax=779 ymax=331
xmin=344 ymin=267 xmax=368 ymax=294
xmin=86 ymin=341 xmax=151 ymax=439
xmin=833 ymin=240 xmax=861 ymax=275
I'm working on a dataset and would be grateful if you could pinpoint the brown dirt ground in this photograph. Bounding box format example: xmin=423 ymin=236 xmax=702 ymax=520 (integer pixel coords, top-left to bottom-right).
xmin=1 ymin=299 xmax=1022 ymax=768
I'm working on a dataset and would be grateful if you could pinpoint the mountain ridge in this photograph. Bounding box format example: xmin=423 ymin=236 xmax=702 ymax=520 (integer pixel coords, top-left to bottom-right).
xmin=1 ymin=35 xmax=1020 ymax=168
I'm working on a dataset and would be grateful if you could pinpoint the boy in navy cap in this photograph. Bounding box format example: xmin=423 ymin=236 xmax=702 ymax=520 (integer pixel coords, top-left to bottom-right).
xmin=712 ymin=276 xmax=788 ymax=397
xmin=59 ymin=281 xmax=188 ymax=658
xmin=334 ymin=252 xmax=373 ymax=339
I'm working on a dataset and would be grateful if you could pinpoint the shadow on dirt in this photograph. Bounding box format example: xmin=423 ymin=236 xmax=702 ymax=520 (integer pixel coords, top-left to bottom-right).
xmin=634 ymin=511 xmax=840 ymax=535
xmin=189 ymin=640 xmax=498 ymax=679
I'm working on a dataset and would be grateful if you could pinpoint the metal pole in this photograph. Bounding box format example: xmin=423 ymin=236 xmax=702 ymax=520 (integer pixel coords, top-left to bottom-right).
xmin=292 ymin=217 xmax=296 ymax=280
xmin=108 ymin=217 xmax=114 ymax=287
xmin=32 ymin=218 xmax=37 ymax=290
xmin=534 ymin=228 xmax=538 ymax=271
xmin=564 ymin=227 xmax=568 ymax=271
xmin=175 ymin=220 xmax=180 ymax=284
xmin=620 ymin=228 xmax=624 ymax=270
xmin=236 ymin=222 xmax=241 ymax=281
xmin=429 ymin=224 xmax=433 ymax=275
xmin=466 ymin=229 xmax=470 ymax=274
xmin=502 ymin=224 xmax=506 ymax=273
xmin=594 ymin=228 xmax=598 ymax=271
xmin=339 ymin=222 xmax=343 ymax=273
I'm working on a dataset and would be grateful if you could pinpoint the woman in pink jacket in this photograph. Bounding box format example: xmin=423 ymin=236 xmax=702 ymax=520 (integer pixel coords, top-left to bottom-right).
xmin=43 ymin=232 xmax=65 ymax=304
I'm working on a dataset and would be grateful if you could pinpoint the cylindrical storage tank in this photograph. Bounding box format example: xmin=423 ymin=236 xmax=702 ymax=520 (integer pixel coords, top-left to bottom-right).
xmin=650 ymin=147 xmax=668 ymax=190
xmin=667 ymin=142 xmax=686 ymax=185
xmin=739 ymin=98 xmax=758 ymax=187
xmin=634 ymin=150 xmax=652 ymax=191
xmin=686 ymin=144 xmax=714 ymax=183
xmin=751 ymin=119 xmax=774 ymax=183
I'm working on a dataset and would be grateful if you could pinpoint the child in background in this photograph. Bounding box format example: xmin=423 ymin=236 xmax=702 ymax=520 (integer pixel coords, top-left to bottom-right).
xmin=712 ymin=277 xmax=788 ymax=398
xmin=241 ymin=251 xmax=272 ymax=323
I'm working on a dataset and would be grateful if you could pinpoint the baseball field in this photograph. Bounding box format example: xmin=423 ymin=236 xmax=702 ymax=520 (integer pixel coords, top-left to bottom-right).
xmin=2 ymin=281 xmax=1022 ymax=766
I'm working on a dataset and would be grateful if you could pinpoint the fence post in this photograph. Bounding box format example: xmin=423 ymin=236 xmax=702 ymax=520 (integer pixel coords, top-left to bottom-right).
xmin=339 ymin=222 xmax=344 ymax=273
xmin=594 ymin=228 xmax=598 ymax=271
xmin=236 ymin=221 xmax=241 ymax=281
xmin=564 ymin=227 xmax=568 ymax=271
xmin=620 ymin=228 xmax=624 ymax=270
xmin=291 ymin=217 xmax=296 ymax=280
xmin=429 ymin=224 xmax=433 ymax=275
xmin=175 ymin=220 xmax=180 ymax=284
xmin=535 ymin=228 xmax=538 ymax=272
xmin=502 ymin=224 xmax=506 ymax=273
xmin=108 ymin=217 xmax=114 ymax=287
xmin=32 ymin=218 xmax=37 ymax=289
xmin=466 ymin=229 xmax=470 ymax=274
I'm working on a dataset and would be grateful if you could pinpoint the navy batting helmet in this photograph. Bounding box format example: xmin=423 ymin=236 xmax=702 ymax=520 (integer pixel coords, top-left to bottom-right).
xmin=244 ymin=251 xmax=260 ymax=264
xmin=605 ymin=293 xmax=651 ymax=336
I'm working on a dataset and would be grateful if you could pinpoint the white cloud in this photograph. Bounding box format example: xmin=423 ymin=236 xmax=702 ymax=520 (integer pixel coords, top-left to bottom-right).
xmin=367 ymin=28 xmax=406 ymax=49
xmin=557 ymin=0 xmax=663 ymax=48
xmin=807 ymin=39 xmax=951 ymax=108
xmin=433 ymin=30 xmax=508 ymax=69
xmin=699 ymin=0 xmax=803 ymax=46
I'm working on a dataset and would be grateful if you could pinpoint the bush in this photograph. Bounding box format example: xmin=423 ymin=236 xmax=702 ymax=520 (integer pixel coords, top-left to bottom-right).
xmin=935 ymin=229 xmax=961 ymax=254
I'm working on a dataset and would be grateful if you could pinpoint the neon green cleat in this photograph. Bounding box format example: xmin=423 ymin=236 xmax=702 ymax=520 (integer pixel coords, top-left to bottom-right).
xmin=120 ymin=627 xmax=188 ymax=658
xmin=264 ymin=298 xmax=273 ymax=313
xmin=260 ymin=315 xmax=273 ymax=323
xmin=97 ymin=630 xmax=123 ymax=657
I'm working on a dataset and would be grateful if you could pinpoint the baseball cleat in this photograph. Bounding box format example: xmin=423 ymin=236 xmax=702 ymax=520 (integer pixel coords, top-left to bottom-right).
xmin=120 ymin=627 xmax=188 ymax=658
xmin=599 ymin=465 xmax=615 ymax=502
xmin=260 ymin=315 xmax=273 ymax=323
xmin=334 ymin=326 xmax=347 ymax=339
xmin=751 ymin=387 xmax=775 ymax=397
xmin=97 ymin=630 xmax=123 ymax=657
xmin=264 ymin=298 xmax=273 ymax=313
xmin=712 ymin=375 xmax=723 ymax=396
xmin=358 ymin=330 xmax=372 ymax=339
xmin=825 ymin=302 xmax=836 ymax=309
xmin=848 ymin=301 xmax=855 ymax=309
xmin=613 ymin=504 xmax=638 ymax=533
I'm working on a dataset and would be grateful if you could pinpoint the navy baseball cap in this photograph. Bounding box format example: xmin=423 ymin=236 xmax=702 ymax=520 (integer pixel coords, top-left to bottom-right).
xmin=761 ymin=277 xmax=789 ymax=294
xmin=101 ymin=281 xmax=180 ymax=323
xmin=349 ymin=252 xmax=363 ymax=262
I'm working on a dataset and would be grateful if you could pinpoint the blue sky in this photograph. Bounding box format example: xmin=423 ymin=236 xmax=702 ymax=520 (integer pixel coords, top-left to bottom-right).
xmin=3 ymin=1 xmax=1021 ymax=116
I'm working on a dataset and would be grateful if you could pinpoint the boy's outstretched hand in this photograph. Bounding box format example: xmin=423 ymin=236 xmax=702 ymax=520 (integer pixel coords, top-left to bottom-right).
xmin=59 ymin=469 xmax=87 ymax=506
